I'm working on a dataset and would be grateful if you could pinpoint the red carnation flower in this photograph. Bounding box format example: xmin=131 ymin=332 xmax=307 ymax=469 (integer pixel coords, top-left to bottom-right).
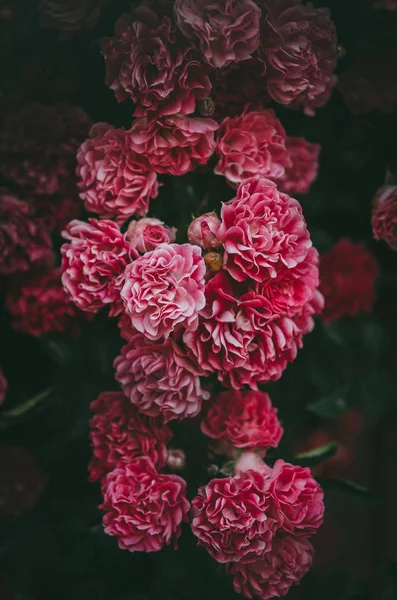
xmin=0 ymin=103 xmax=90 ymax=196
xmin=0 ymin=445 xmax=47 ymax=516
xmin=372 ymin=185 xmax=397 ymax=250
xmin=0 ymin=191 xmax=54 ymax=276
xmin=259 ymin=0 xmax=337 ymax=113
xmin=129 ymin=115 xmax=218 ymax=176
xmin=319 ymin=238 xmax=379 ymax=324
xmin=127 ymin=218 xmax=176 ymax=253
xmin=214 ymin=108 xmax=289 ymax=187
xmin=39 ymin=0 xmax=109 ymax=35
xmin=201 ymin=390 xmax=283 ymax=455
xmin=218 ymin=177 xmax=312 ymax=282
xmin=102 ymin=7 xmax=211 ymax=116
xmin=265 ymin=459 xmax=324 ymax=536
xmin=279 ymin=137 xmax=321 ymax=195
xmin=228 ymin=535 xmax=314 ymax=599
xmin=0 ymin=370 xmax=7 ymax=406
xmin=100 ymin=457 xmax=190 ymax=552
xmin=61 ymin=218 xmax=134 ymax=315
xmin=88 ymin=391 xmax=172 ymax=481
xmin=77 ymin=124 xmax=159 ymax=222
xmin=191 ymin=470 xmax=276 ymax=563
xmin=174 ymin=0 xmax=261 ymax=69
xmin=114 ymin=332 xmax=209 ymax=422
xmin=5 ymin=268 xmax=84 ymax=337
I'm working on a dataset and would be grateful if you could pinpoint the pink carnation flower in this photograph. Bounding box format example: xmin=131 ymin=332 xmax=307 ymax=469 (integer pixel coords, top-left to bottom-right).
xmin=39 ymin=0 xmax=109 ymax=35
xmin=118 ymin=313 xmax=136 ymax=342
xmin=0 ymin=191 xmax=53 ymax=276
xmin=218 ymin=177 xmax=312 ymax=282
xmin=61 ymin=219 xmax=134 ymax=315
xmin=191 ymin=469 xmax=276 ymax=563
xmin=228 ymin=535 xmax=314 ymax=599
xmin=188 ymin=213 xmax=222 ymax=249
xmin=121 ymin=243 xmax=206 ymax=341
xmin=201 ymin=390 xmax=283 ymax=455
xmin=114 ymin=332 xmax=209 ymax=422
xmin=0 ymin=370 xmax=7 ymax=406
xmin=265 ymin=459 xmax=324 ymax=536
xmin=372 ymin=185 xmax=397 ymax=250
xmin=127 ymin=218 xmax=176 ymax=253
xmin=279 ymin=137 xmax=321 ymax=195
xmin=214 ymin=108 xmax=289 ymax=186
xmin=259 ymin=0 xmax=337 ymax=113
xmin=100 ymin=457 xmax=190 ymax=552
xmin=129 ymin=115 xmax=218 ymax=176
xmin=174 ymin=0 xmax=261 ymax=69
xmin=5 ymin=268 xmax=84 ymax=337
xmin=102 ymin=6 xmax=211 ymax=116
xmin=76 ymin=124 xmax=159 ymax=222
xmin=88 ymin=391 xmax=172 ymax=481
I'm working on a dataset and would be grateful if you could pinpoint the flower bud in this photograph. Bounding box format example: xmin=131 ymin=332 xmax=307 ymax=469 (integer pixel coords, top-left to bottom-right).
xmin=204 ymin=251 xmax=223 ymax=272
xmin=127 ymin=218 xmax=176 ymax=253
xmin=188 ymin=213 xmax=221 ymax=249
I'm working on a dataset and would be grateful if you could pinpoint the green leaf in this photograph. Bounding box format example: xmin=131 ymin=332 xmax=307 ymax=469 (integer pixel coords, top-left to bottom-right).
xmin=306 ymin=385 xmax=349 ymax=419
xmin=295 ymin=441 xmax=337 ymax=468
xmin=0 ymin=387 xmax=56 ymax=429
xmin=316 ymin=477 xmax=377 ymax=502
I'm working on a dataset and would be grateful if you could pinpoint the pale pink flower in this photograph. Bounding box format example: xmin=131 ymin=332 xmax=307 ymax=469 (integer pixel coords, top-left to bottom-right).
xmin=127 ymin=218 xmax=176 ymax=253
xmin=188 ymin=213 xmax=222 ymax=249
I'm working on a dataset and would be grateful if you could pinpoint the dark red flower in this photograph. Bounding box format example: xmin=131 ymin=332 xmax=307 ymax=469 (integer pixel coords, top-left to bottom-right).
xmin=372 ymin=185 xmax=397 ymax=250
xmin=278 ymin=136 xmax=321 ymax=195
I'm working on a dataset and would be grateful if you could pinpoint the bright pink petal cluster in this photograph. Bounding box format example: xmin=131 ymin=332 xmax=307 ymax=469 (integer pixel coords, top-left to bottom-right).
xmin=188 ymin=213 xmax=221 ymax=249
xmin=319 ymin=238 xmax=379 ymax=324
xmin=61 ymin=218 xmax=134 ymax=315
xmin=100 ymin=457 xmax=190 ymax=552
xmin=279 ymin=137 xmax=321 ymax=195
xmin=372 ymin=185 xmax=397 ymax=250
xmin=174 ymin=0 xmax=261 ymax=69
xmin=121 ymin=243 xmax=206 ymax=340
xmin=0 ymin=191 xmax=54 ymax=276
xmin=5 ymin=268 xmax=84 ymax=337
xmin=201 ymin=390 xmax=283 ymax=455
xmin=214 ymin=108 xmax=289 ymax=186
xmin=129 ymin=115 xmax=218 ymax=176
xmin=114 ymin=332 xmax=209 ymax=422
xmin=259 ymin=0 xmax=337 ymax=113
xmin=127 ymin=218 xmax=176 ymax=253
xmin=76 ymin=123 xmax=159 ymax=222
xmin=39 ymin=0 xmax=109 ymax=34
xmin=102 ymin=6 xmax=211 ymax=116
xmin=0 ymin=370 xmax=7 ymax=406
xmin=88 ymin=391 xmax=172 ymax=481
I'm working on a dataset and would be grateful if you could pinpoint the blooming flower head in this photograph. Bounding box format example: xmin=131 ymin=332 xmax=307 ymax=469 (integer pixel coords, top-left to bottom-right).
xmin=259 ymin=0 xmax=337 ymax=113
xmin=279 ymin=137 xmax=321 ymax=195
xmin=121 ymin=243 xmax=206 ymax=340
xmin=174 ymin=0 xmax=261 ymax=69
xmin=129 ymin=115 xmax=218 ymax=176
xmin=76 ymin=124 xmax=159 ymax=222
xmin=114 ymin=332 xmax=209 ymax=422
xmin=61 ymin=218 xmax=133 ymax=315
xmin=319 ymin=238 xmax=379 ymax=324
xmin=214 ymin=108 xmax=289 ymax=186
xmin=201 ymin=390 xmax=283 ymax=455
xmin=88 ymin=391 xmax=172 ymax=481
xmin=228 ymin=535 xmax=314 ymax=599
xmin=100 ymin=457 xmax=190 ymax=552
xmin=372 ymin=185 xmax=397 ymax=250
xmin=102 ymin=6 xmax=211 ymax=116
xmin=191 ymin=469 xmax=276 ymax=563
xmin=188 ymin=213 xmax=222 ymax=249
xmin=0 ymin=370 xmax=7 ymax=406
xmin=127 ymin=218 xmax=176 ymax=253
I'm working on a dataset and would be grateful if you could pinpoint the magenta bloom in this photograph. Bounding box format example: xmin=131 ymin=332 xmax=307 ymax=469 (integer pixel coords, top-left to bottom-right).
xmin=127 ymin=218 xmax=176 ymax=253
xmin=259 ymin=0 xmax=337 ymax=113
xmin=129 ymin=115 xmax=218 ymax=176
xmin=265 ymin=459 xmax=324 ymax=536
xmin=201 ymin=390 xmax=283 ymax=455
xmin=215 ymin=108 xmax=288 ymax=186
xmin=218 ymin=177 xmax=312 ymax=282
xmin=100 ymin=457 xmax=190 ymax=552
xmin=121 ymin=243 xmax=206 ymax=341
xmin=174 ymin=0 xmax=260 ymax=69
xmin=5 ymin=268 xmax=84 ymax=337
xmin=76 ymin=124 xmax=159 ymax=222
xmin=0 ymin=370 xmax=7 ymax=406
xmin=228 ymin=535 xmax=314 ymax=599
xmin=279 ymin=137 xmax=321 ymax=195
xmin=39 ymin=0 xmax=109 ymax=35
xmin=191 ymin=470 xmax=276 ymax=563
xmin=114 ymin=333 xmax=209 ymax=422
xmin=61 ymin=219 xmax=133 ymax=315
xmin=102 ymin=7 xmax=211 ymax=116
xmin=88 ymin=391 xmax=172 ymax=481
xmin=188 ymin=213 xmax=222 ymax=249
xmin=372 ymin=185 xmax=397 ymax=250
xmin=319 ymin=238 xmax=379 ymax=324
xmin=0 ymin=191 xmax=53 ymax=276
